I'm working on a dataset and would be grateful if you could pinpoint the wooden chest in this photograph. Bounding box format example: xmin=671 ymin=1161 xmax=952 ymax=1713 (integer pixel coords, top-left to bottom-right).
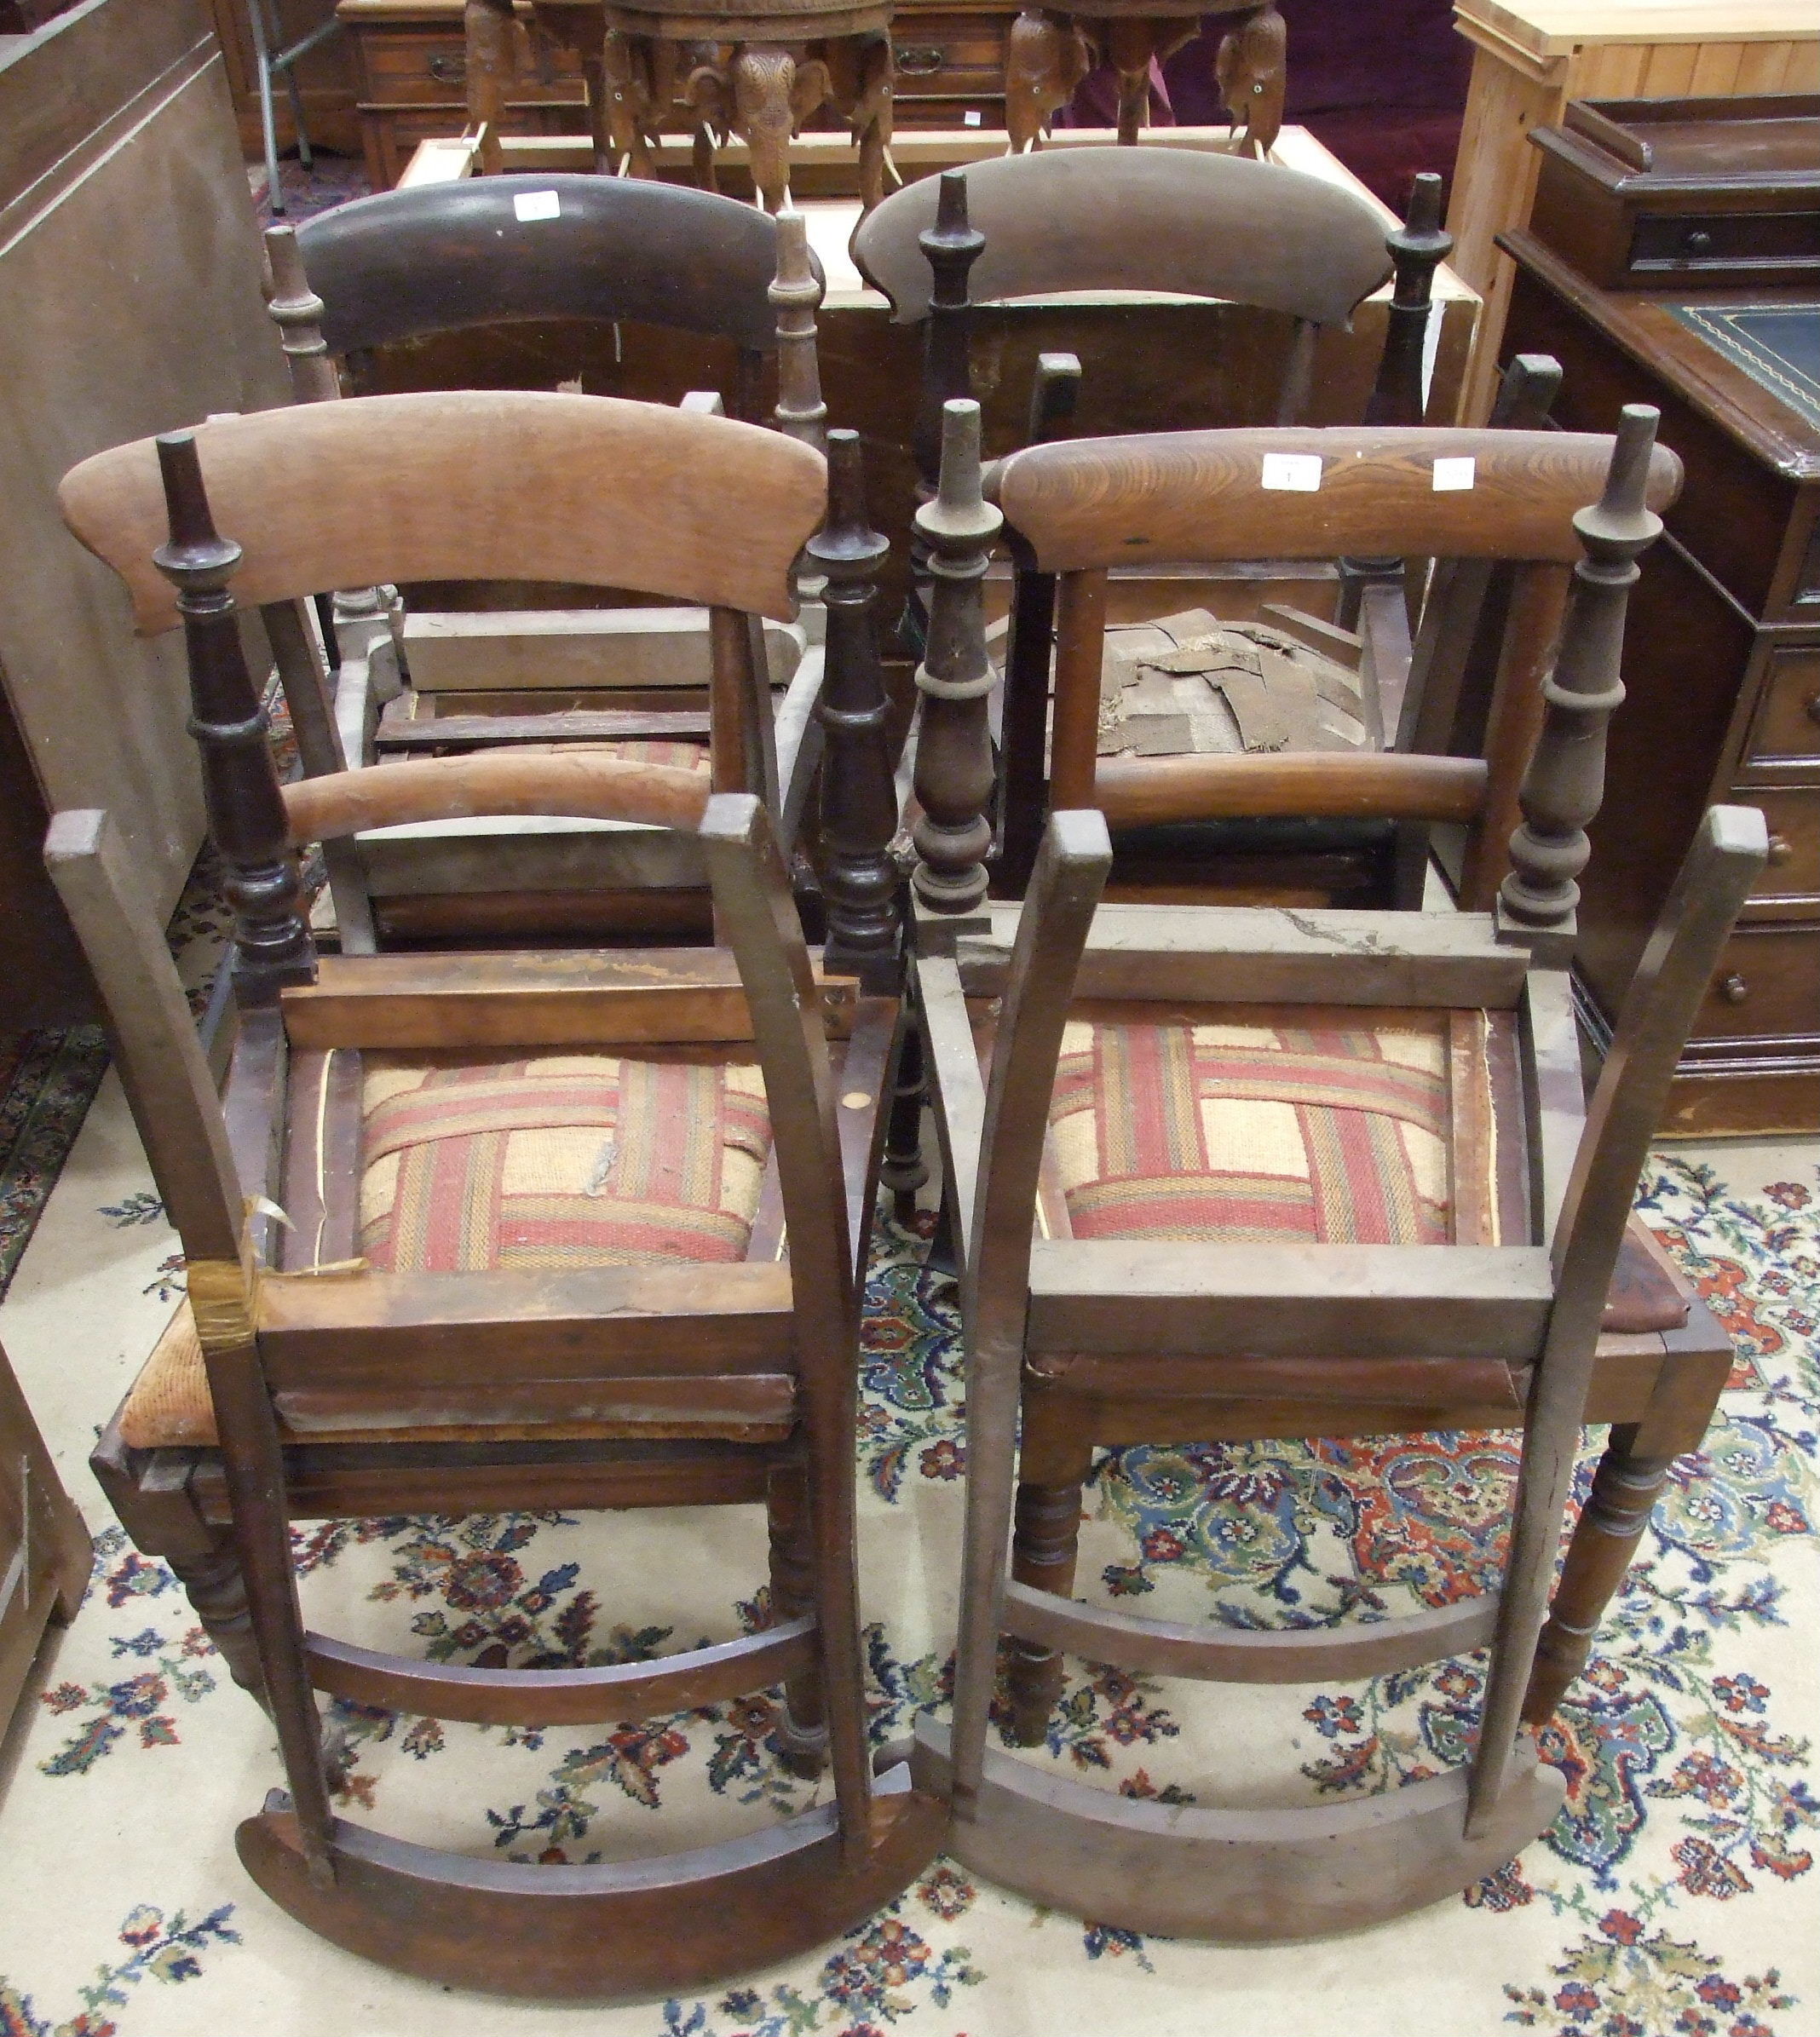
xmin=1445 ymin=0 xmax=1819 ymax=421
xmin=337 ymin=0 xmax=1018 ymax=187
xmin=1529 ymin=94 xmax=1820 ymax=292
xmin=1497 ymin=112 xmax=1819 ymax=1133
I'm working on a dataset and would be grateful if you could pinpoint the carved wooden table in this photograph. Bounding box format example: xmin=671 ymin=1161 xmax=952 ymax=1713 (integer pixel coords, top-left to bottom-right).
xmin=1003 ymin=0 xmax=1283 ymax=151
xmin=466 ymin=0 xmax=895 ymax=206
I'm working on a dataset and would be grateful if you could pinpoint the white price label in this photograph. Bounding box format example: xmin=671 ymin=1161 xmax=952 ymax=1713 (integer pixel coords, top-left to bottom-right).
xmin=1260 ymin=452 xmax=1323 ymax=492
xmin=963 ymin=108 xmax=983 ymax=126
xmin=1432 ymin=456 xmax=1476 ymax=492
xmin=513 ymin=189 xmax=562 ymax=222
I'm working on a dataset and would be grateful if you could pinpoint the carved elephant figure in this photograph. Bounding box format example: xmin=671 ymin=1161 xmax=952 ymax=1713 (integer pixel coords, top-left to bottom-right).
xmin=822 ymin=33 xmax=897 ymax=211
xmin=1215 ymin=0 xmax=1287 ymax=157
xmin=732 ymin=43 xmax=833 ymax=212
xmin=1005 ymin=9 xmax=1091 ymax=153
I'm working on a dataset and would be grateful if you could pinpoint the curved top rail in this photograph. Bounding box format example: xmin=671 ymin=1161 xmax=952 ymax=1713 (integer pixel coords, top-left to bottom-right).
xmin=280 ymin=751 xmax=713 ymax=845
xmin=59 ymin=390 xmax=826 ymax=632
xmin=851 ymin=147 xmax=1391 ymax=326
xmin=296 ymin=176 xmax=816 ymax=355
xmin=988 ymin=426 xmax=1685 ymax=571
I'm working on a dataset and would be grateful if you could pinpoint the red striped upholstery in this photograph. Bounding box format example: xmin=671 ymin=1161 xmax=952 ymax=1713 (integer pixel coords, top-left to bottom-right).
xmin=1047 ymin=1016 xmax=1456 ymax=1246
xmin=360 ymin=1052 xmax=771 ymax=1272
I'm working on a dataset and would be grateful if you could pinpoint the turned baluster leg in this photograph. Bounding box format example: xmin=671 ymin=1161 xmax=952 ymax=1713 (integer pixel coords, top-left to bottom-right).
xmin=154 ymin=434 xmax=314 ymax=1006
xmin=809 ymin=432 xmax=901 ymax=990
xmin=1006 ymin=1439 xmax=1092 ymax=1745
xmin=1497 ymin=406 xmax=1664 ymax=963
xmin=1337 ymin=174 xmax=1454 ymax=628
xmin=769 ymin=210 xmax=827 ymax=452
xmin=1106 ymin=18 xmax=1154 ymax=145
xmin=879 ymin=1002 xmax=929 ymax=1226
xmin=1522 ymin=1428 xmax=1673 ymax=1725
xmin=910 ymin=399 xmax=1002 ymax=920
xmin=765 ymin=1462 xmax=830 ymax=1778
xmin=170 ymin=1538 xmax=267 ymax=1701
xmin=904 ymin=170 xmax=984 ymax=656
xmin=464 ymin=0 xmax=515 ymax=174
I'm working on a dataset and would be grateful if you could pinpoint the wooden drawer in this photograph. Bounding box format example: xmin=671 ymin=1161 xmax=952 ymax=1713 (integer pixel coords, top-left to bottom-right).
xmin=1692 ymin=923 xmax=1819 ymax=1042
xmin=358 ymin=22 xmax=582 ymax=104
xmin=1735 ymin=789 xmax=1820 ymax=908
xmin=1746 ymin=645 xmax=1820 ymax=767
xmin=893 ymin=14 xmax=1007 ymax=98
xmin=1628 ymin=209 xmax=1820 ymax=284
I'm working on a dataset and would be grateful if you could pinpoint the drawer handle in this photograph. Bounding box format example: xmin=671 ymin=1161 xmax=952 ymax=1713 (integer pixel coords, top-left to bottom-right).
xmin=897 ymin=44 xmax=947 ymax=74
xmin=429 ymin=52 xmax=468 ymax=83
xmin=1806 ymin=693 xmax=1820 ymax=728
xmin=1719 ymin=972 xmax=1750 ymax=1004
xmin=1766 ymin=833 xmax=1793 ymax=867
xmin=1684 ymin=228 xmax=1713 ymax=256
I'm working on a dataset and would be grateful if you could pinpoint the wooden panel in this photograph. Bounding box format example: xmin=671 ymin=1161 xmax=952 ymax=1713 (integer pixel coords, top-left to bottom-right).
xmin=403 ymin=609 xmax=803 ymax=693
xmin=1001 ymin=1580 xmax=1500 ymax=1683
xmin=0 ymin=1333 xmax=90 ymax=1733
xmin=1025 ymin=1241 xmax=1556 ymax=1359
xmin=1743 ymin=646 xmax=1820 ymax=765
xmin=957 ymin=901 xmax=1530 ymax=1010
xmin=58 ymin=394 xmax=826 ymax=634
xmin=991 ymin=428 xmax=1683 ymax=573
xmin=304 ymin=1615 xmax=815 ymax=1725
xmin=0 ymin=0 xmax=290 ymax=920
xmin=1690 ymin=923 xmax=1819 ymax=1039
xmin=912 ymin=1719 xmax=1564 ymax=1944
xmin=255 ymin=1263 xmax=798 ymax=1384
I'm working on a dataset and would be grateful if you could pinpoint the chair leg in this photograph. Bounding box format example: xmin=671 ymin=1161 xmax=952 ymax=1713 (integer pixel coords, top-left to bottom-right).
xmin=1524 ymin=1324 xmax=1731 ymax=1723
xmin=1005 ymin=1432 xmax=1092 ymax=1746
xmin=170 ymin=1534 xmax=268 ymax=1703
xmin=766 ymin=1462 xmax=830 ymax=1779
xmin=878 ymin=1004 xmax=928 ymax=1226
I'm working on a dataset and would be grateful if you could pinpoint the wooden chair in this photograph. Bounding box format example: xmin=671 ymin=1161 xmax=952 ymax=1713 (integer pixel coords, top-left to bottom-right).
xmin=53 ymin=408 xmax=942 ymax=1995
xmin=893 ymin=404 xmax=1769 ymax=1936
xmin=99 ymin=204 xmax=877 ymax=973
xmin=854 ymin=151 xmax=1457 ymax=909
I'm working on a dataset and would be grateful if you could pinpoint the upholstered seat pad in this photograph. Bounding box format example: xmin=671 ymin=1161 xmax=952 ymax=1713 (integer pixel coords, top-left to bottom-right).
xmin=1048 ymin=1010 xmax=1470 ymax=1247
xmin=360 ymin=1050 xmax=771 ymax=1273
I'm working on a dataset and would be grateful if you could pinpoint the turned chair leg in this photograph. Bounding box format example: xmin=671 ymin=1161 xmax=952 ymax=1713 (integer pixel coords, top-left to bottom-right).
xmin=766 ymin=1462 xmax=831 ymax=1778
xmin=1523 ymin=1425 xmax=1675 ymax=1724
xmin=1523 ymin=1321 xmax=1731 ymax=1725
xmin=170 ymin=1536 xmax=268 ymax=1703
xmin=879 ymin=1006 xmax=929 ymax=1227
xmin=1005 ymin=1434 xmax=1093 ymax=1746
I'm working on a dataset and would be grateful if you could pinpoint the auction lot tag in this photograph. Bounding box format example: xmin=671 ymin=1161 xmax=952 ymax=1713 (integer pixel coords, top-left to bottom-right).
xmin=1432 ymin=456 xmax=1476 ymax=492
xmin=514 ymin=189 xmax=562 ymax=222
xmin=1260 ymin=452 xmax=1323 ymax=492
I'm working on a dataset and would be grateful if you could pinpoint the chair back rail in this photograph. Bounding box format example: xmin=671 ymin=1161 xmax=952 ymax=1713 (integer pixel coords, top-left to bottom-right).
xmin=852 ymin=147 xmax=1392 ymax=331
xmin=60 ymin=392 xmax=825 ymax=634
xmin=291 ymin=175 xmax=807 ymax=361
xmin=987 ymin=427 xmax=1683 ymax=574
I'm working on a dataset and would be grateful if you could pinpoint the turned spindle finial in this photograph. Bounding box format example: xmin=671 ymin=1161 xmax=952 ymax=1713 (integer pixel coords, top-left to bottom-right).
xmin=1362 ymin=173 xmax=1454 ymax=430
xmin=913 ymin=171 xmax=985 ymax=495
xmin=806 ymin=430 xmax=899 ymax=987
xmin=911 ymin=400 xmax=1003 ymax=922
xmin=153 ymin=433 xmax=314 ymax=1004
xmin=263 ymin=226 xmax=339 ymax=406
xmin=769 ymin=209 xmax=828 ymax=453
xmin=1498 ymin=406 xmax=1666 ymax=956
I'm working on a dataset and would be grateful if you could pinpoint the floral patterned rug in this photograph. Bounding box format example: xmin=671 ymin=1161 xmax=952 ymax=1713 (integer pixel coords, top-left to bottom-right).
xmin=0 ymin=1041 xmax=1812 ymax=2034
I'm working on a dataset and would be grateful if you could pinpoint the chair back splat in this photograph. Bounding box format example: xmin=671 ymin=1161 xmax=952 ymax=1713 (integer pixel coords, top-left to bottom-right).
xmin=887 ymin=404 xmax=1759 ymax=1940
xmin=52 ymin=397 xmax=941 ymax=1998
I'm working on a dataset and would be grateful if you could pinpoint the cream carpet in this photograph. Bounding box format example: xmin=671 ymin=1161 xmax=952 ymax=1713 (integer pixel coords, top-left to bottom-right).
xmin=0 ymin=1063 xmax=1813 ymax=2035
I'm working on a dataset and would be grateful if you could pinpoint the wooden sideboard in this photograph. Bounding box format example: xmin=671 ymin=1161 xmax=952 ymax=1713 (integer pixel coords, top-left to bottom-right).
xmin=1497 ymin=228 xmax=1818 ymax=1135
xmin=337 ymin=0 xmax=1017 ymax=187
xmin=1446 ymin=0 xmax=1817 ymax=423
xmin=0 ymin=1331 xmax=89 ymax=1737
